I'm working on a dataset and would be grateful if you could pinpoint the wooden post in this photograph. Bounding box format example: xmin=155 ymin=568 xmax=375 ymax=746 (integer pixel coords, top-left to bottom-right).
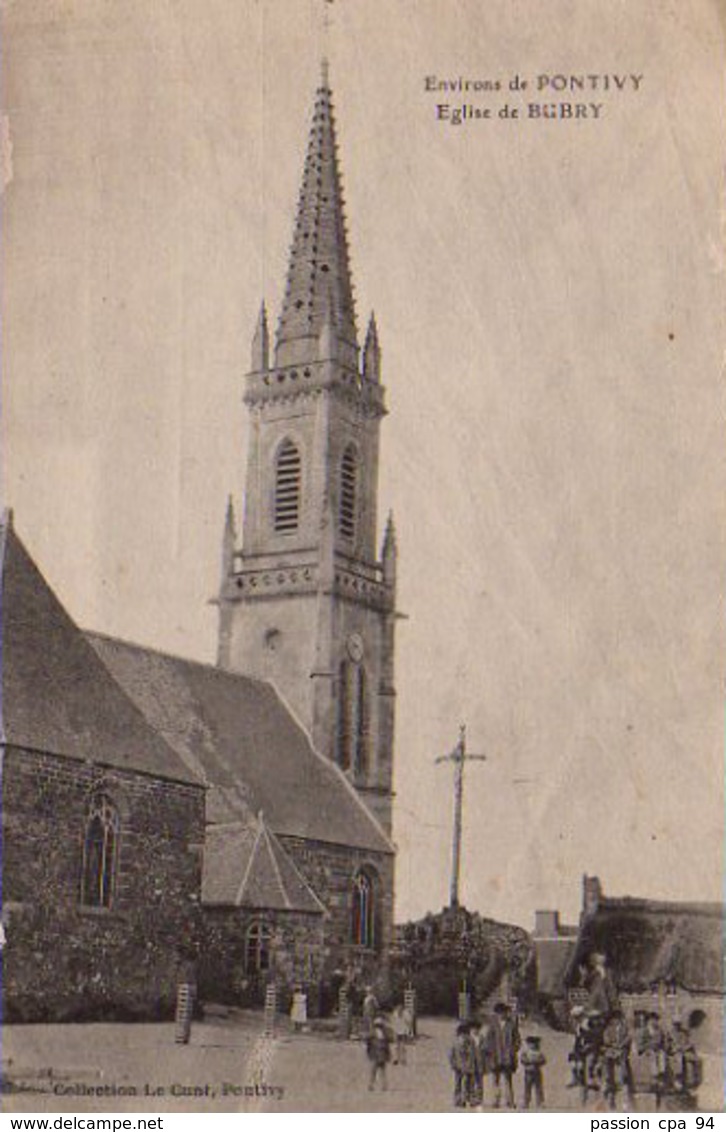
xmin=174 ymin=983 xmax=194 ymax=1044
xmin=338 ymin=984 xmax=352 ymax=1039
xmin=458 ymin=980 xmax=471 ymax=1022
xmin=264 ymin=983 xmax=278 ymax=1037
xmin=404 ymin=985 xmax=417 ymax=1038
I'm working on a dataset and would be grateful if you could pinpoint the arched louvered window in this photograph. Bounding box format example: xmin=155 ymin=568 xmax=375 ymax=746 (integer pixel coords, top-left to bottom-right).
xmin=245 ymin=921 xmax=273 ymax=974
xmin=274 ymin=439 xmax=301 ymax=533
xmin=337 ymin=660 xmax=352 ymax=771
xmin=339 ymin=445 xmax=357 ymax=539
xmin=80 ymin=794 xmax=120 ymax=909
xmin=351 ymin=870 xmax=377 ymax=948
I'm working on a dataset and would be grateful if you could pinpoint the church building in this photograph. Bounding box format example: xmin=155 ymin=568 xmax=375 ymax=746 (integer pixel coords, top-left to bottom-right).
xmin=101 ymin=67 xmax=399 ymax=1000
xmin=91 ymin=69 xmax=400 ymax=1002
xmin=1 ymin=68 xmax=400 ymax=1018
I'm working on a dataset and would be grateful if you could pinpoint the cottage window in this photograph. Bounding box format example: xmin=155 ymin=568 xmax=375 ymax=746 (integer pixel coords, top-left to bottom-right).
xmin=245 ymin=921 xmax=273 ymax=974
xmin=274 ymin=439 xmax=301 ymax=533
xmin=80 ymin=794 xmax=120 ymax=909
xmin=351 ymin=870 xmax=376 ymax=948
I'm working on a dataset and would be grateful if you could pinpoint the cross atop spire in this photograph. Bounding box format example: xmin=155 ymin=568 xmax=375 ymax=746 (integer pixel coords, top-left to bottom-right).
xmin=275 ymin=71 xmax=358 ymax=369
xmin=320 ymin=0 xmax=334 ymax=61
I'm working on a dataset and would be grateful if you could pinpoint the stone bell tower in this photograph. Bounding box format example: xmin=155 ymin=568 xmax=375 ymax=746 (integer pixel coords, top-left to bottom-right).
xmin=217 ymin=66 xmax=398 ymax=834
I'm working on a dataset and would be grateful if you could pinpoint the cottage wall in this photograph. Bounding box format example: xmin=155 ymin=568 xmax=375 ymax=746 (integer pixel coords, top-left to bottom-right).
xmin=2 ymin=745 xmax=205 ymax=1022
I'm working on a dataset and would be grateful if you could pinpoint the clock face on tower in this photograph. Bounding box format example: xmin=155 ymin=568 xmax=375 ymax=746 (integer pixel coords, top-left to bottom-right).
xmin=346 ymin=632 xmax=364 ymax=663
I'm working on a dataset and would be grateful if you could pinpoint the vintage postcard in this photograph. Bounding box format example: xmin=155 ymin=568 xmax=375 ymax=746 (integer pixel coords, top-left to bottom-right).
xmin=1 ymin=0 xmax=724 ymax=1114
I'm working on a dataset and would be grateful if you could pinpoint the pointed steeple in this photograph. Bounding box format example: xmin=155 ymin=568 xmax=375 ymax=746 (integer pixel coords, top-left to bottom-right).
xmin=275 ymin=67 xmax=358 ymax=369
xmin=251 ymin=302 xmax=270 ymax=372
xmin=382 ymin=510 xmax=397 ymax=586
xmin=221 ymin=496 xmax=237 ymax=584
xmin=362 ymin=312 xmax=381 ymax=383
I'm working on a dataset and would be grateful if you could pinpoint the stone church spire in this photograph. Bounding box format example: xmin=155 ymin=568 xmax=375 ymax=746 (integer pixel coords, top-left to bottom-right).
xmin=219 ymin=67 xmax=399 ymax=835
xmin=275 ymin=66 xmax=358 ymax=369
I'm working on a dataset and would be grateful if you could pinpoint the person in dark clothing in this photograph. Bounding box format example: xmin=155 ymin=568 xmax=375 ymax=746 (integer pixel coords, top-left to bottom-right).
xmin=643 ymin=1012 xmax=668 ymax=1108
xmin=471 ymin=1017 xmax=493 ymax=1108
xmin=587 ymin=952 xmax=619 ymax=1016
xmin=602 ymin=1009 xmax=633 ymax=1111
xmin=449 ymin=1022 xmax=478 ymax=1108
xmin=666 ymin=1019 xmax=702 ymax=1100
xmin=362 ymin=986 xmax=379 ymax=1041
xmin=488 ymin=1002 xmax=520 ymax=1109
xmin=366 ymin=1015 xmax=392 ymax=1092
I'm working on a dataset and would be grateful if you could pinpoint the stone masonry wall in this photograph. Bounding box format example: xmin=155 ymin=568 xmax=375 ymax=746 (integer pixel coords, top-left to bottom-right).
xmin=279 ymin=835 xmax=394 ymax=979
xmin=2 ymin=745 xmax=205 ymax=1022
xmin=200 ymin=906 xmax=325 ymax=1011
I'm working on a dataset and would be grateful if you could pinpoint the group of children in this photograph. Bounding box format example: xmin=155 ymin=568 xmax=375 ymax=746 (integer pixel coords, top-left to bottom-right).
xmin=365 ymin=988 xmax=701 ymax=1110
xmin=449 ymin=1002 xmax=547 ymax=1110
xmin=569 ymin=1005 xmax=702 ymax=1108
xmin=365 ymin=999 xmax=546 ymax=1107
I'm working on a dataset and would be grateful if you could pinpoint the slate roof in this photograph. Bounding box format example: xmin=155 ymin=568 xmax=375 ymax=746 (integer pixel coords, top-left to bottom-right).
xmin=566 ymin=895 xmax=725 ymax=995
xmin=0 ymin=513 xmax=200 ymax=787
xmin=86 ymin=632 xmax=393 ymax=854
xmin=202 ymin=815 xmax=325 ymax=914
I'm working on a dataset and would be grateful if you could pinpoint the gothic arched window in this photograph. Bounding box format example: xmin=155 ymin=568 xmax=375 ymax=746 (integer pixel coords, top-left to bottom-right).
xmin=337 ymin=660 xmax=352 ymax=771
xmin=274 ymin=439 xmax=301 ymax=533
xmin=351 ymin=870 xmax=377 ymax=948
xmin=354 ymin=665 xmax=369 ymax=778
xmin=80 ymin=794 xmax=120 ymax=909
xmin=245 ymin=921 xmax=273 ymax=974
xmin=339 ymin=445 xmax=357 ymax=539
xmin=337 ymin=660 xmax=369 ymax=778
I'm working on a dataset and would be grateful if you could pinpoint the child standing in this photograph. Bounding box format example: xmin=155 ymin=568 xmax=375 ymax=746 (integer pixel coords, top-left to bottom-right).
xmin=362 ymin=985 xmax=379 ymax=1041
xmin=366 ymin=1015 xmax=392 ymax=1091
xmin=391 ymin=1002 xmax=408 ymax=1065
xmin=602 ymin=1009 xmax=633 ymax=1110
xmin=290 ymin=985 xmax=307 ymax=1033
xmin=520 ymin=1034 xmax=546 ymax=1110
xmin=449 ymin=1022 xmax=478 ymax=1108
xmin=475 ymin=1014 xmax=495 ymax=1108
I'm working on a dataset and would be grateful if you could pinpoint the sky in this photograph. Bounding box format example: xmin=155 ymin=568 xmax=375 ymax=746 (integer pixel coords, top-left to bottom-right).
xmin=2 ymin=0 xmax=725 ymax=927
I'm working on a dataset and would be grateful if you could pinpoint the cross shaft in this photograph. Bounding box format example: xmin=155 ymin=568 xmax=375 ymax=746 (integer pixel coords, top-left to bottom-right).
xmin=435 ymin=724 xmax=486 ymax=908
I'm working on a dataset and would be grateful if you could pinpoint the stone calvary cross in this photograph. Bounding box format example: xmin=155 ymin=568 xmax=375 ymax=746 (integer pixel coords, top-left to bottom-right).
xmin=435 ymin=724 xmax=487 ymax=909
